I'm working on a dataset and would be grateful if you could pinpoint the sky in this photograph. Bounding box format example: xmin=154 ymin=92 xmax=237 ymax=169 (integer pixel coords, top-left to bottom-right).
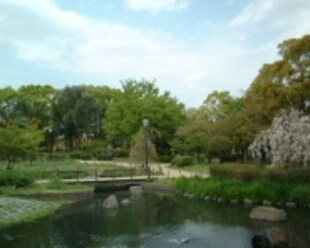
xmin=0 ymin=0 xmax=310 ymax=107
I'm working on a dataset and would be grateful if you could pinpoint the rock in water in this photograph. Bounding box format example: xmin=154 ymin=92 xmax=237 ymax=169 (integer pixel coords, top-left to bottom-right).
xmin=103 ymin=195 xmax=119 ymax=209
xmin=121 ymin=198 xmax=131 ymax=207
xmin=251 ymin=228 xmax=288 ymax=248
xmin=129 ymin=185 xmax=143 ymax=194
xmin=250 ymin=206 xmax=286 ymax=222
xmin=267 ymin=227 xmax=288 ymax=248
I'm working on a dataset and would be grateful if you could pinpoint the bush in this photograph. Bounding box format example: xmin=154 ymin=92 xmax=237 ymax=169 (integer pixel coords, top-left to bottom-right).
xmin=69 ymin=151 xmax=92 ymax=160
xmin=46 ymin=179 xmax=66 ymax=190
xmin=208 ymin=135 xmax=233 ymax=161
xmin=175 ymin=177 xmax=310 ymax=205
xmin=171 ymin=155 xmax=196 ymax=167
xmin=288 ymin=185 xmax=310 ymax=205
xmin=209 ymin=163 xmax=310 ymax=183
xmin=0 ymin=170 xmax=34 ymax=188
xmin=158 ymin=155 xmax=173 ymax=163
xmin=93 ymin=152 xmax=113 ymax=161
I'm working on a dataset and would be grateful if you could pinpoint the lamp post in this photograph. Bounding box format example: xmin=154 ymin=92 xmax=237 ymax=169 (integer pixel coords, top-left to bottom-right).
xmin=142 ymin=119 xmax=150 ymax=179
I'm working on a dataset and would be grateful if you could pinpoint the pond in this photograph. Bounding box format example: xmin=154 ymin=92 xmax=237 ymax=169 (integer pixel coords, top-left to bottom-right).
xmin=0 ymin=192 xmax=309 ymax=248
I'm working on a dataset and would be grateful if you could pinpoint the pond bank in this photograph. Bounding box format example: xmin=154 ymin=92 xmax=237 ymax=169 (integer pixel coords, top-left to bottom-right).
xmin=0 ymin=190 xmax=94 ymax=229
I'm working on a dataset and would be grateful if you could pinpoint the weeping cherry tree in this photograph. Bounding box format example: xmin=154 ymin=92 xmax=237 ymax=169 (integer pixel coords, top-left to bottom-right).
xmin=249 ymin=108 xmax=310 ymax=167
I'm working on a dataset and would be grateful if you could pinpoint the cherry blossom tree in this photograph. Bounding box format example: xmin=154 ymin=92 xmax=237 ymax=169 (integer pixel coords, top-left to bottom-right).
xmin=249 ymin=108 xmax=310 ymax=167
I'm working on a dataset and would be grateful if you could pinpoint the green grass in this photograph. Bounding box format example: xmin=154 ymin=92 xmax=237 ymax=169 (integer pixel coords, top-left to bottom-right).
xmin=0 ymin=159 xmax=140 ymax=180
xmin=0 ymin=180 xmax=92 ymax=196
xmin=0 ymin=196 xmax=63 ymax=229
xmin=175 ymin=177 xmax=310 ymax=206
xmin=209 ymin=163 xmax=310 ymax=182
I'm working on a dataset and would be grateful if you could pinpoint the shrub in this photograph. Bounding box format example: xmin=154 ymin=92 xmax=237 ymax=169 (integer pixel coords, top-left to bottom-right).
xmin=208 ymin=135 xmax=233 ymax=161
xmin=46 ymin=179 xmax=66 ymax=190
xmin=209 ymin=163 xmax=310 ymax=183
xmin=0 ymin=170 xmax=34 ymax=188
xmin=175 ymin=177 xmax=310 ymax=205
xmin=69 ymin=151 xmax=92 ymax=160
xmin=288 ymin=185 xmax=310 ymax=205
xmin=158 ymin=155 xmax=173 ymax=163
xmin=171 ymin=155 xmax=195 ymax=167
xmin=94 ymin=152 xmax=113 ymax=161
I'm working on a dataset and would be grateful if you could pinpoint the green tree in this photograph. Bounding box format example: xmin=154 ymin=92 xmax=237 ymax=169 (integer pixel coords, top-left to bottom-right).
xmin=52 ymin=86 xmax=101 ymax=150
xmin=0 ymin=123 xmax=44 ymax=169
xmin=245 ymin=34 xmax=310 ymax=130
xmin=172 ymin=119 xmax=209 ymax=161
xmin=207 ymin=135 xmax=233 ymax=161
xmin=129 ymin=127 xmax=157 ymax=163
xmin=105 ymin=79 xmax=186 ymax=155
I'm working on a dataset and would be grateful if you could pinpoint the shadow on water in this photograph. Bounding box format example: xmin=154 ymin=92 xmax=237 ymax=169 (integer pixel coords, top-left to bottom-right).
xmin=0 ymin=192 xmax=309 ymax=248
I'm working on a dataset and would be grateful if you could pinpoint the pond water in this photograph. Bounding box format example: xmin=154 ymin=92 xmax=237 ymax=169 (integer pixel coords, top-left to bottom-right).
xmin=0 ymin=192 xmax=309 ymax=248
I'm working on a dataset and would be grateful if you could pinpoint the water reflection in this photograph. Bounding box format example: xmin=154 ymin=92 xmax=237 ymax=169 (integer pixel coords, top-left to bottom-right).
xmin=0 ymin=193 xmax=309 ymax=248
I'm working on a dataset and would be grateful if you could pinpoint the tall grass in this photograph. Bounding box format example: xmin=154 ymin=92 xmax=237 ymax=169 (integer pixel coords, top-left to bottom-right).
xmin=209 ymin=163 xmax=310 ymax=183
xmin=175 ymin=177 xmax=310 ymax=206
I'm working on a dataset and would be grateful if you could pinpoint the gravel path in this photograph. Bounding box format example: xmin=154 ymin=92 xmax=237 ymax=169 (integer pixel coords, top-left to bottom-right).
xmin=79 ymin=160 xmax=209 ymax=179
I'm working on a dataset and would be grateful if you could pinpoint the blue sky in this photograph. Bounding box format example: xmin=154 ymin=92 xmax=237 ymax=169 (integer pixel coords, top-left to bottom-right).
xmin=0 ymin=0 xmax=310 ymax=107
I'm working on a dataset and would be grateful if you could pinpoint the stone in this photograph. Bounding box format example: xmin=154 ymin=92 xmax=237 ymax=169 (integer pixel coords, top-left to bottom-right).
xmin=244 ymin=198 xmax=253 ymax=205
xmin=129 ymin=186 xmax=143 ymax=194
xmin=285 ymin=202 xmax=296 ymax=208
xmin=262 ymin=200 xmax=272 ymax=206
xmin=230 ymin=199 xmax=238 ymax=204
xmin=121 ymin=199 xmax=131 ymax=207
xmin=204 ymin=196 xmax=210 ymax=202
xmin=251 ymin=228 xmax=288 ymax=248
xmin=267 ymin=227 xmax=288 ymax=248
xmin=217 ymin=197 xmax=223 ymax=203
xmin=250 ymin=206 xmax=286 ymax=222
xmin=103 ymin=195 xmax=119 ymax=209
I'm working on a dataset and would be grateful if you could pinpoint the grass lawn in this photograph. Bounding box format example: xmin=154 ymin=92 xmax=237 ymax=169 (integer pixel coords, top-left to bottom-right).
xmin=0 ymin=180 xmax=93 ymax=196
xmin=0 ymin=196 xmax=63 ymax=229
xmin=0 ymin=159 xmax=145 ymax=180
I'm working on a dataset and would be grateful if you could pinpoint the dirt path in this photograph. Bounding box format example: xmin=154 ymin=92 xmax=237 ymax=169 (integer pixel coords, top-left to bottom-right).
xmin=79 ymin=160 xmax=209 ymax=179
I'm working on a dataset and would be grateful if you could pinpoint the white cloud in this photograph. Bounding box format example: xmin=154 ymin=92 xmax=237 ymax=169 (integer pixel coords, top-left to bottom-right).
xmin=229 ymin=0 xmax=310 ymax=36
xmin=125 ymin=0 xmax=189 ymax=14
xmin=0 ymin=0 xmax=310 ymax=107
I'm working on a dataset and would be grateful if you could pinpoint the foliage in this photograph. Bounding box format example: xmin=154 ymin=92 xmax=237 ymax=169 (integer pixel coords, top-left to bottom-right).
xmin=69 ymin=150 xmax=93 ymax=160
xmin=250 ymin=108 xmax=310 ymax=167
xmin=173 ymin=90 xmax=245 ymax=162
xmin=171 ymin=155 xmax=196 ymax=167
xmin=104 ymin=79 xmax=186 ymax=155
xmin=52 ymin=85 xmax=101 ymax=151
xmin=129 ymin=127 xmax=157 ymax=162
xmin=172 ymin=119 xmax=209 ymax=161
xmin=209 ymin=163 xmax=310 ymax=183
xmin=244 ymin=34 xmax=310 ymax=137
xmin=207 ymin=135 xmax=233 ymax=161
xmin=175 ymin=177 xmax=310 ymax=205
xmin=0 ymin=170 xmax=34 ymax=188
xmin=84 ymin=140 xmax=114 ymax=160
xmin=0 ymin=123 xmax=44 ymax=169
xmin=0 ymin=197 xmax=61 ymax=229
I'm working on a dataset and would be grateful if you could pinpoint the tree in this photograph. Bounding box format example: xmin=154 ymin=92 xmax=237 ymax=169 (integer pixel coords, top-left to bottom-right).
xmin=249 ymin=108 xmax=310 ymax=167
xmin=207 ymin=135 xmax=233 ymax=161
xmin=245 ymin=34 xmax=310 ymax=130
xmin=52 ymin=86 xmax=101 ymax=150
xmin=129 ymin=127 xmax=157 ymax=163
xmin=105 ymin=79 xmax=186 ymax=155
xmin=171 ymin=119 xmax=209 ymax=161
xmin=0 ymin=123 xmax=44 ymax=169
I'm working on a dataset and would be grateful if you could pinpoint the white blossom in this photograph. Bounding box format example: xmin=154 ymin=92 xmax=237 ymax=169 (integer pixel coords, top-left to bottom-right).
xmin=249 ymin=108 xmax=310 ymax=167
